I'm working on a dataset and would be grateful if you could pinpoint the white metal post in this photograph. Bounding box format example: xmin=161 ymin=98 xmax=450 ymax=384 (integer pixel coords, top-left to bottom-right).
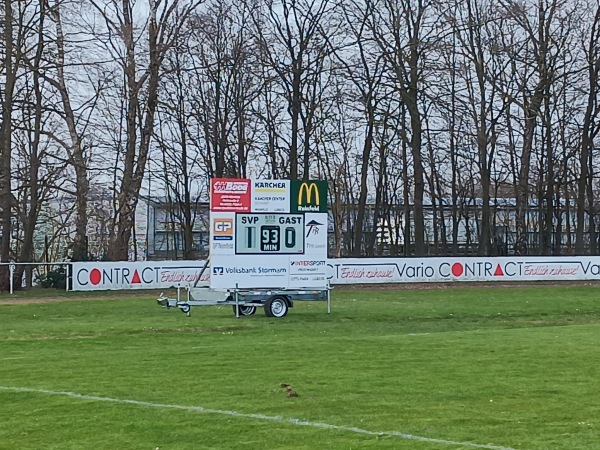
xmin=235 ymin=283 xmax=239 ymax=318
xmin=65 ymin=263 xmax=70 ymax=292
xmin=9 ymin=263 xmax=15 ymax=295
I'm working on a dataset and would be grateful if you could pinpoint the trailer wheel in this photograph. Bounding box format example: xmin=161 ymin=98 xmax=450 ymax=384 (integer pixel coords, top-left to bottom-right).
xmin=233 ymin=305 xmax=256 ymax=316
xmin=265 ymin=296 xmax=288 ymax=318
xmin=179 ymin=303 xmax=191 ymax=317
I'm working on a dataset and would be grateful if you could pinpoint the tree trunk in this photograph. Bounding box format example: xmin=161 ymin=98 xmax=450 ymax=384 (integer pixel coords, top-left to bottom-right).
xmin=16 ymin=1 xmax=45 ymax=286
xmin=290 ymin=65 xmax=301 ymax=180
xmin=352 ymin=116 xmax=374 ymax=257
xmin=575 ymin=5 xmax=600 ymax=253
xmin=108 ymin=0 xmax=162 ymax=260
xmin=51 ymin=0 xmax=89 ymax=261
xmin=542 ymin=91 xmax=554 ymax=255
xmin=0 ymin=0 xmax=15 ymax=290
xmin=409 ymin=103 xmax=426 ymax=255
xmin=515 ymin=97 xmax=542 ymax=255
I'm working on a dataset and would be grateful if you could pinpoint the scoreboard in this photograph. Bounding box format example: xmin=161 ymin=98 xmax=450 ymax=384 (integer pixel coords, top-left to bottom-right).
xmin=235 ymin=214 xmax=304 ymax=254
xmin=209 ymin=178 xmax=328 ymax=289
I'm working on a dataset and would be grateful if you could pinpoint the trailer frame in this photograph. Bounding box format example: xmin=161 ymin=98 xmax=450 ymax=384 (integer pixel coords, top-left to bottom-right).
xmin=157 ymin=284 xmax=332 ymax=318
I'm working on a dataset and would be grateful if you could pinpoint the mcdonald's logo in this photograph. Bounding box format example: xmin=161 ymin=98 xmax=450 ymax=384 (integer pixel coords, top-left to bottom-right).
xmin=291 ymin=180 xmax=327 ymax=212
xmin=298 ymin=183 xmax=319 ymax=208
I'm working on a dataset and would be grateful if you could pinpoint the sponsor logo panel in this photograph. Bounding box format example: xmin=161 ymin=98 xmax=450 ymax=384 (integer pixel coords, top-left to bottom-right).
xmin=290 ymin=180 xmax=327 ymax=213
xmin=213 ymin=219 xmax=233 ymax=240
xmin=289 ymin=257 xmax=327 ymax=288
xmin=304 ymin=213 xmax=328 ymax=257
xmin=210 ymin=255 xmax=290 ymax=289
xmin=210 ymin=178 xmax=251 ymax=212
xmin=211 ymin=212 xmax=236 ymax=255
xmin=251 ymin=179 xmax=290 ymax=213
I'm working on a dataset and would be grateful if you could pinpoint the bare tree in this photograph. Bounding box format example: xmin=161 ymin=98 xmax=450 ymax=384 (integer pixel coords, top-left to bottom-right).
xmin=187 ymin=0 xmax=263 ymax=178
xmin=253 ymin=0 xmax=339 ymax=180
xmin=0 ymin=0 xmax=17 ymax=288
xmin=13 ymin=0 xmax=51 ymax=285
xmin=89 ymin=0 xmax=203 ymax=260
xmin=43 ymin=0 xmax=104 ymax=261
xmin=576 ymin=2 xmax=600 ymax=253
xmin=441 ymin=0 xmax=509 ymax=255
xmin=335 ymin=0 xmax=389 ymax=256
xmin=367 ymin=0 xmax=438 ymax=255
xmin=499 ymin=0 xmax=572 ymax=255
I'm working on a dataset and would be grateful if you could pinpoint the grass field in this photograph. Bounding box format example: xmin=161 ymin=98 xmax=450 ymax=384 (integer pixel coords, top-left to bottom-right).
xmin=1 ymin=285 xmax=599 ymax=449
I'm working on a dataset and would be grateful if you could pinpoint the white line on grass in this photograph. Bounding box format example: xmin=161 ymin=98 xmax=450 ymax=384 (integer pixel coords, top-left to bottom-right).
xmin=0 ymin=385 xmax=517 ymax=450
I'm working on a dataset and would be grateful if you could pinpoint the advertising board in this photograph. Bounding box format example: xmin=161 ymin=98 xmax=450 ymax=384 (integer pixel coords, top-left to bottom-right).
xmin=208 ymin=178 xmax=329 ymax=288
xmin=290 ymin=180 xmax=327 ymax=213
xmin=70 ymin=256 xmax=600 ymax=291
xmin=327 ymin=256 xmax=600 ymax=284
xmin=210 ymin=178 xmax=251 ymax=212
xmin=210 ymin=212 xmax=236 ymax=255
xmin=210 ymin=254 xmax=290 ymax=289
xmin=251 ymin=179 xmax=290 ymax=212
xmin=304 ymin=213 xmax=328 ymax=255
xmin=72 ymin=261 xmax=208 ymax=291
xmin=289 ymin=256 xmax=328 ymax=288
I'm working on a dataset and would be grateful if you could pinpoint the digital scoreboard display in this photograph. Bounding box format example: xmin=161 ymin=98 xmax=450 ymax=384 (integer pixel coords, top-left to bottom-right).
xmin=235 ymin=213 xmax=304 ymax=255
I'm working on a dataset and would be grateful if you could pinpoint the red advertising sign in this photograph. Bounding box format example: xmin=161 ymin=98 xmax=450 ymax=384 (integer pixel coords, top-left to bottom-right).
xmin=210 ymin=178 xmax=251 ymax=212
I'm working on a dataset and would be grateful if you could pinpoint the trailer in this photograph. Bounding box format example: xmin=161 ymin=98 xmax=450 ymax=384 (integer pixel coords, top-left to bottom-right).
xmin=158 ymin=178 xmax=332 ymax=319
xmin=157 ymin=285 xmax=331 ymax=318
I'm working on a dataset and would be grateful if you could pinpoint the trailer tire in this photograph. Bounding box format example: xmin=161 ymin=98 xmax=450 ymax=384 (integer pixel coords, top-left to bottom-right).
xmin=179 ymin=303 xmax=191 ymax=317
xmin=233 ymin=305 xmax=256 ymax=316
xmin=264 ymin=296 xmax=288 ymax=318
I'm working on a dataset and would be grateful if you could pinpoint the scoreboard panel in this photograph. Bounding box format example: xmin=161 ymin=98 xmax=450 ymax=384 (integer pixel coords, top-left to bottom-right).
xmin=235 ymin=213 xmax=304 ymax=255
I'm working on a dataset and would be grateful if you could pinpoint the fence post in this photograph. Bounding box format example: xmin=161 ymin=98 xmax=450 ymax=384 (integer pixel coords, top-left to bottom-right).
xmin=65 ymin=263 xmax=70 ymax=292
xmin=9 ymin=262 xmax=15 ymax=294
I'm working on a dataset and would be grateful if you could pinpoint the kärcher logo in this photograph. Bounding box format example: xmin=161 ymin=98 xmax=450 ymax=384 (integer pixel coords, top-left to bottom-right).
xmin=255 ymin=181 xmax=286 ymax=189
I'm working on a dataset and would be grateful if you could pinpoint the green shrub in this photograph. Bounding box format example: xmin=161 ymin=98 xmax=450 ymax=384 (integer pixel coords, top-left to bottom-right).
xmin=40 ymin=266 xmax=67 ymax=289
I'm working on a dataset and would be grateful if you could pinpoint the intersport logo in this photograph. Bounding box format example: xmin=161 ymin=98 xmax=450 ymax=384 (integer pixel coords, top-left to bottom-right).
xmin=291 ymin=260 xmax=326 ymax=266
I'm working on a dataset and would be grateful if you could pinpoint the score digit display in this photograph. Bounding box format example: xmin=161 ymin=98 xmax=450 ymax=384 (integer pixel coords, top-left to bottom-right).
xmin=236 ymin=213 xmax=304 ymax=254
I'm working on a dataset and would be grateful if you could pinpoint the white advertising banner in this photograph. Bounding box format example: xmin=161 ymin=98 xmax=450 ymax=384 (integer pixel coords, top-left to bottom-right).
xmin=72 ymin=261 xmax=208 ymax=291
xmin=71 ymin=256 xmax=600 ymax=291
xmin=327 ymin=256 xmax=600 ymax=284
xmin=251 ymin=179 xmax=290 ymax=212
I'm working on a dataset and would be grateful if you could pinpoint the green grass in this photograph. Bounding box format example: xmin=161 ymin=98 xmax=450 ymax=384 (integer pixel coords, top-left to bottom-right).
xmin=1 ymin=285 xmax=599 ymax=449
